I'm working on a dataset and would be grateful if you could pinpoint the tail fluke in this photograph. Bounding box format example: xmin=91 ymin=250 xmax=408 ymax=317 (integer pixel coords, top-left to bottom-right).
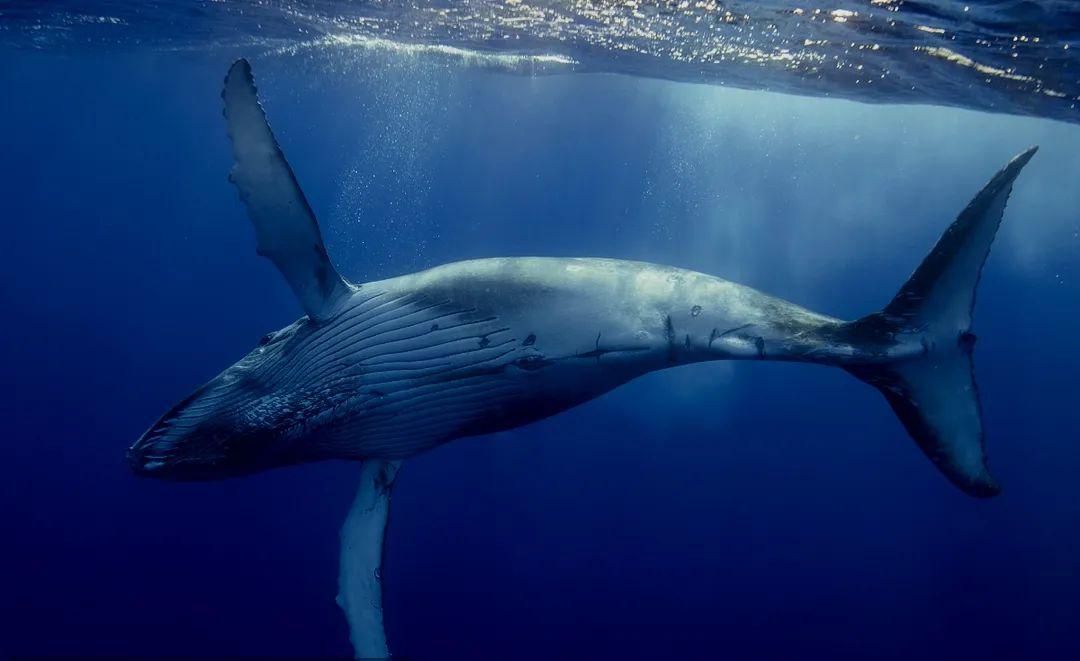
xmin=847 ymin=147 xmax=1037 ymax=497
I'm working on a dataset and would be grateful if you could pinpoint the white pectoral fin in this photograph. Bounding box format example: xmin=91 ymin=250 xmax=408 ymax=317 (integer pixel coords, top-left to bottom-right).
xmin=338 ymin=459 xmax=402 ymax=659
xmin=222 ymin=59 xmax=350 ymax=321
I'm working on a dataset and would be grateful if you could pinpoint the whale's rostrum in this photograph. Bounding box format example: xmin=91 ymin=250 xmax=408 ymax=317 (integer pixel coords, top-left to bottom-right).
xmin=127 ymin=58 xmax=1037 ymax=658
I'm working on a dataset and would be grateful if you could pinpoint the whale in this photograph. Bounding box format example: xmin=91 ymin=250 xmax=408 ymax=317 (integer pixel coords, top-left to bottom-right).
xmin=128 ymin=58 xmax=1037 ymax=658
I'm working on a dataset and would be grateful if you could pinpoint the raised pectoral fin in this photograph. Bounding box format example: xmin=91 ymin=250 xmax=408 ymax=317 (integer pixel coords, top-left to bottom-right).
xmin=338 ymin=459 xmax=401 ymax=659
xmin=222 ymin=59 xmax=350 ymax=321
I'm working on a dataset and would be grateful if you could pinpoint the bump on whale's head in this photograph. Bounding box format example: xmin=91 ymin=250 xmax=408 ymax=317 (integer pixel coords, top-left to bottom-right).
xmin=127 ymin=322 xmax=310 ymax=480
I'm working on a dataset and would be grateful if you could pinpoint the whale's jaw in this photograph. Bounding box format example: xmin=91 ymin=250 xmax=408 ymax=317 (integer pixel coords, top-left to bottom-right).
xmin=126 ymin=381 xmax=269 ymax=481
xmin=126 ymin=331 xmax=309 ymax=481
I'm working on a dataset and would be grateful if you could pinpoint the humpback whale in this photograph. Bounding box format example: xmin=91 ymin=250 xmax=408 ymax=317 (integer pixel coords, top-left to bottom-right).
xmin=128 ymin=59 xmax=1037 ymax=657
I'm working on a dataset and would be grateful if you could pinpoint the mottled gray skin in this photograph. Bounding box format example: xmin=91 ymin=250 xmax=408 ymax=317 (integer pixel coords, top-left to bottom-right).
xmin=128 ymin=256 xmax=920 ymax=479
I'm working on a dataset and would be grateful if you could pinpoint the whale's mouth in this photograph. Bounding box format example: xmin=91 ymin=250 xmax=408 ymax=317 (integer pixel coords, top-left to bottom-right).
xmin=127 ymin=428 xmax=190 ymax=477
xmin=127 ymin=422 xmax=256 ymax=481
xmin=128 ymin=411 xmax=218 ymax=480
xmin=128 ymin=371 xmax=300 ymax=481
xmin=128 ymin=385 xmax=203 ymax=475
xmin=127 ymin=382 xmax=251 ymax=481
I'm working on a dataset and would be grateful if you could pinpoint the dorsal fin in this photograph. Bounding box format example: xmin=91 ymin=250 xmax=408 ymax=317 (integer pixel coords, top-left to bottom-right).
xmin=222 ymin=58 xmax=351 ymax=321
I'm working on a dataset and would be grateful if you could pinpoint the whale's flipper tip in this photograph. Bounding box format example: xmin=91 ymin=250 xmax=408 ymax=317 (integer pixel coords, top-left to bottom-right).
xmin=222 ymin=59 xmax=254 ymax=110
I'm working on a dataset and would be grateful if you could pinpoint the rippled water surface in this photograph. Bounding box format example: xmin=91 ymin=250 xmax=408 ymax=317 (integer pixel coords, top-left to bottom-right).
xmin=2 ymin=1 xmax=1078 ymax=122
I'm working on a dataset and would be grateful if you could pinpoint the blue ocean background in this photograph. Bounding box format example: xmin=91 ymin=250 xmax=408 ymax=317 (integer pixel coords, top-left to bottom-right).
xmin=3 ymin=37 xmax=1080 ymax=659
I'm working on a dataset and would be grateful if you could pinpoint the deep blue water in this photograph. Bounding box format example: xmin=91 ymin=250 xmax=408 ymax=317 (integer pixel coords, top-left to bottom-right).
xmin=3 ymin=38 xmax=1080 ymax=660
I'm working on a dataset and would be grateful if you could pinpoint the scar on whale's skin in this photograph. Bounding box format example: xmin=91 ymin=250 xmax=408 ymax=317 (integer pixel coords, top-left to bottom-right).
xmin=664 ymin=315 xmax=676 ymax=362
xmin=576 ymin=332 xmax=606 ymax=362
xmin=708 ymin=323 xmax=753 ymax=348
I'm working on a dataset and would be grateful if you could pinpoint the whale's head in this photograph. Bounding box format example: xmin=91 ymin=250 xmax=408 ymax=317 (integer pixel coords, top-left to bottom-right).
xmin=127 ymin=320 xmax=320 ymax=480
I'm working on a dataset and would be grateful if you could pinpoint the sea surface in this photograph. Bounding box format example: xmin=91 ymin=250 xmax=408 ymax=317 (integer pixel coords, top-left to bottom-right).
xmin=2 ymin=1 xmax=1080 ymax=659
